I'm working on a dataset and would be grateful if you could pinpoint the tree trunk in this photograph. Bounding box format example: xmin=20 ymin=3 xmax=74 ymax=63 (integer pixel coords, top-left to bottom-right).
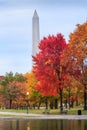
xmin=65 ymin=99 xmax=67 ymax=108
xmin=9 ymin=99 xmax=12 ymax=109
xmin=84 ymin=85 xmax=87 ymax=110
xmin=60 ymin=88 xmax=63 ymax=113
xmin=45 ymin=98 xmax=48 ymax=109
xmin=68 ymin=88 xmax=70 ymax=109
xmin=50 ymin=101 xmax=54 ymax=109
xmin=54 ymin=98 xmax=58 ymax=109
xmin=76 ymin=96 xmax=78 ymax=106
xmin=38 ymin=102 xmax=41 ymax=109
xmin=71 ymin=100 xmax=74 ymax=108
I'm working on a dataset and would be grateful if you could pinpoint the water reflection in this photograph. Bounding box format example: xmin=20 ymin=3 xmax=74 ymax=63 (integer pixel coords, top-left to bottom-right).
xmin=0 ymin=119 xmax=87 ymax=130
xmin=27 ymin=122 xmax=30 ymax=130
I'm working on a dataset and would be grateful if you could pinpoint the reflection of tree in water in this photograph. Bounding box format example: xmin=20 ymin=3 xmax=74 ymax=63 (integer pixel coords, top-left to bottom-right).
xmin=26 ymin=120 xmax=69 ymax=130
xmin=27 ymin=120 xmax=58 ymax=130
xmin=27 ymin=120 xmax=48 ymax=130
xmin=27 ymin=122 xmax=30 ymax=130
xmin=63 ymin=120 xmax=87 ymax=130
xmin=78 ymin=120 xmax=82 ymax=130
xmin=24 ymin=120 xmax=87 ymax=130
xmin=84 ymin=120 xmax=87 ymax=130
xmin=4 ymin=120 xmax=19 ymax=130
xmin=1 ymin=119 xmax=87 ymax=130
xmin=60 ymin=120 xmax=63 ymax=130
xmin=59 ymin=120 xmax=70 ymax=130
xmin=10 ymin=120 xmax=19 ymax=130
xmin=16 ymin=120 xmax=19 ymax=130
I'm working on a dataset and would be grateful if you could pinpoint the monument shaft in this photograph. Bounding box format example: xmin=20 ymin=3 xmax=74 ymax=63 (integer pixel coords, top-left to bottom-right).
xmin=32 ymin=10 xmax=40 ymax=56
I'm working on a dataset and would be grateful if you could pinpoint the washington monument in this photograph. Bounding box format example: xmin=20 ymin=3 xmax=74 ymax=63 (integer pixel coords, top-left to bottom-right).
xmin=32 ymin=10 xmax=40 ymax=56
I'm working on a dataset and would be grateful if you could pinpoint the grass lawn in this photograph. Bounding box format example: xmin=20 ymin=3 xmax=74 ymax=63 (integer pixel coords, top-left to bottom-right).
xmin=0 ymin=106 xmax=87 ymax=115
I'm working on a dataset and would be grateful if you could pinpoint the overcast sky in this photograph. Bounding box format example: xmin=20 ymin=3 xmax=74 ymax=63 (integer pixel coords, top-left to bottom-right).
xmin=0 ymin=0 xmax=87 ymax=75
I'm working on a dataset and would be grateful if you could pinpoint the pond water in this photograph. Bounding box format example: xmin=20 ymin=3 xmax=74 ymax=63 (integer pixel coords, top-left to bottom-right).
xmin=0 ymin=119 xmax=87 ymax=130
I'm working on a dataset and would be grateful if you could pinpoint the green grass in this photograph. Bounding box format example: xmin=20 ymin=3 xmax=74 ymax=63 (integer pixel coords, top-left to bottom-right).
xmin=0 ymin=107 xmax=87 ymax=115
xmin=0 ymin=108 xmax=44 ymax=114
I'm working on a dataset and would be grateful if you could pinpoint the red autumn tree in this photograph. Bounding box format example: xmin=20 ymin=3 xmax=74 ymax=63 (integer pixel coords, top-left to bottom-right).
xmin=33 ymin=34 xmax=67 ymax=111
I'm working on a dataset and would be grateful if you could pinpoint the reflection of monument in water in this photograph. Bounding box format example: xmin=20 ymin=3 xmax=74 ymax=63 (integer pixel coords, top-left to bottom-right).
xmin=32 ymin=10 xmax=40 ymax=56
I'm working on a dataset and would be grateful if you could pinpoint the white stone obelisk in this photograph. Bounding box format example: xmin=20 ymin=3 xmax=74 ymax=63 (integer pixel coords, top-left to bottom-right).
xmin=32 ymin=10 xmax=40 ymax=56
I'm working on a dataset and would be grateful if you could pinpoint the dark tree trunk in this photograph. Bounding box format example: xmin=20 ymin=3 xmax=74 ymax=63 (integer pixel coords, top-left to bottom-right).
xmin=9 ymin=99 xmax=12 ymax=109
xmin=84 ymin=85 xmax=87 ymax=110
xmin=54 ymin=98 xmax=58 ymax=109
xmin=65 ymin=99 xmax=67 ymax=108
xmin=60 ymin=88 xmax=63 ymax=113
xmin=76 ymin=96 xmax=79 ymax=106
xmin=50 ymin=101 xmax=54 ymax=109
xmin=38 ymin=102 xmax=41 ymax=109
xmin=71 ymin=99 xmax=74 ymax=108
xmin=45 ymin=98 xmax=48 ymax=109
xmin=68 ymin=88 xmax=70 ymax=109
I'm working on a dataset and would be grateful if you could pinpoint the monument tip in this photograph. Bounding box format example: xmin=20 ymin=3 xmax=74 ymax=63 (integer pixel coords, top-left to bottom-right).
xmin=33 ymin=10 xmax=38 ymax=18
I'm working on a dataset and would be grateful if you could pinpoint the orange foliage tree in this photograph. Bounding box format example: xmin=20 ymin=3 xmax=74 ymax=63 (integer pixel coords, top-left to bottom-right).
xmin=61 ymin=21 xmax=87 ymax=109
xmin=24 ymin=72 xmax=42 ymax=108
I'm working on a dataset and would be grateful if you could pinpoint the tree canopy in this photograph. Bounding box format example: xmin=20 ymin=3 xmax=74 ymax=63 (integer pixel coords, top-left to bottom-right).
xmin=33 ymin=34 xmax=67 ymax=96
